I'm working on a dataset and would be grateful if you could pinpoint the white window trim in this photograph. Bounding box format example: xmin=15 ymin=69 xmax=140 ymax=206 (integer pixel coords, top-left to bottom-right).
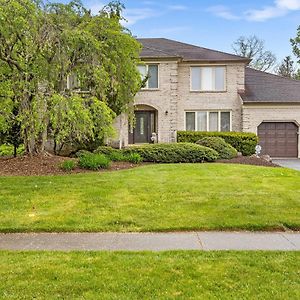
xmin=190 ymin=66 xmax=227 ymax=92
xmin=184 ymin=110 xmax=232 ymax=132
xmin=139 ymin=64 xmax=160 ymax=90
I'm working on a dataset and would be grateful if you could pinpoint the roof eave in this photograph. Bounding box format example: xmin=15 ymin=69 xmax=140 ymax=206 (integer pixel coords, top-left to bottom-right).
xmin=243 ymin=100 xmax=300 ymax=105
xmin=182 ymin=58 xmax=251 ymax=63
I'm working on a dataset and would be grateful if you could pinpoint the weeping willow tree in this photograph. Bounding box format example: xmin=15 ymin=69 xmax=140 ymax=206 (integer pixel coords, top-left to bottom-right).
xmin=0 ymin=0 xmax=142 ymax=155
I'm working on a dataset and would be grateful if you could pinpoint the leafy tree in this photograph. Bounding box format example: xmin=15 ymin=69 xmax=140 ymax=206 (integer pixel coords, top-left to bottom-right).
xmin=232 ymin=35 xmax=276 ymax=71
xmin=0 ymin=0 xmax=142 ymax=155
xmin=291 ymin=27 xmax=300 ymax=80
xmin=276 ymin=56 xmax=296 ymax=78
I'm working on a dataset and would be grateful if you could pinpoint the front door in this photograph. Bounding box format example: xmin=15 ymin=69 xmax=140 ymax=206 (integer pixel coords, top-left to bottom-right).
xmin=134 ymin=112 xmax=151 ymax=143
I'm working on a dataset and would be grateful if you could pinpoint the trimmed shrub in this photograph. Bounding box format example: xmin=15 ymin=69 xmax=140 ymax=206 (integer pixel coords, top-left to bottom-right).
xmin=177 ymin=131 xmax=258 ymax=156
xmin=79 ymin=153 xmax=110 ymax=170
xmin=94 ymin=146 xmax=125 ymax=161
xmin=123 ymin=143 xmax=218 ymax=163
xmin=94 ymin=146 xmax=119 ymax=156
xmin=75 ymin=150 xmax=92 ymax=158
xmin=59 ymin=160 xmax=76 ymax=172
xmin=126 ymin=153 xmax=143 ymax=164
xmin=196 ymin=137 xmax=237 ymax=159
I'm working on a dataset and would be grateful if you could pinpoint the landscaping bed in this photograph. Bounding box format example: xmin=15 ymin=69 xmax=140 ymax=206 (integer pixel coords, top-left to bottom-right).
xmin=0 ymin=155 xmax=140 ymax=176
xmin=218 ymin=155 xmax=279 ymax=167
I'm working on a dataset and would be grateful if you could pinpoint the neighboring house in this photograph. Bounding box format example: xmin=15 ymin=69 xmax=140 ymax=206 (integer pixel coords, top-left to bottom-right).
xmin=113 ymin=38 xmax=300 ymax=158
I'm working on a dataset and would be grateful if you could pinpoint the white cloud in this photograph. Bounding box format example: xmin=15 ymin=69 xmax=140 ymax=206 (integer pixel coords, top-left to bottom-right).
xmin=208 ymin=0 xmax=300 ymax=22
xmin=277 ymin=0 xmax=300 ymax=10
xmin=207 ymin=5 xmax=240 ymax=20
xmin=121 ymin=8 xmax=160 ymax=26
xmin=167 ymin=5 xmax=188 ymax=11
xmin=246 ymin=0 xmax=300 ymax=21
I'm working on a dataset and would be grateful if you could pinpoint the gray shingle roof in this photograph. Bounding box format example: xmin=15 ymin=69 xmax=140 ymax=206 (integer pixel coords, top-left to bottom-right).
xmin=241 ymin=68 xmax=300 ymax=103
xmin=137 ymin=38 xmax=250 ymax=62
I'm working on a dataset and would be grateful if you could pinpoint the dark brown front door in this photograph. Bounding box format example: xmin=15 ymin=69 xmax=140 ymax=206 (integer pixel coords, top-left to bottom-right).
xmin=134 ymin=112 xmax=152 ymax=143
xmin=258 ymin=122 xmax=298 ymax=157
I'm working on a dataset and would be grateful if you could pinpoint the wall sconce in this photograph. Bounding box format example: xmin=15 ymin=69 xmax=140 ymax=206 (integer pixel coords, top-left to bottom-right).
xmin=165 ymin=110 xmax=168 ymax=116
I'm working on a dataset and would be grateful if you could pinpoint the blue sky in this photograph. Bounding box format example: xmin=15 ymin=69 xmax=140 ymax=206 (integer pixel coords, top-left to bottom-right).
xmin=80 ymin=0 xmax=300 ymax=63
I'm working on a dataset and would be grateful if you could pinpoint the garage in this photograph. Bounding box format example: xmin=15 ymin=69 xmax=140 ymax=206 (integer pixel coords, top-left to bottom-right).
xmin=258 ymin=122 xmax=298 ymax=158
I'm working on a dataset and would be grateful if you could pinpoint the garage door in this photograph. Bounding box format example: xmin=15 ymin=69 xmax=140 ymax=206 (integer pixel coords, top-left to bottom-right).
xmin=258 ymin=122 xmax=298 ymax=157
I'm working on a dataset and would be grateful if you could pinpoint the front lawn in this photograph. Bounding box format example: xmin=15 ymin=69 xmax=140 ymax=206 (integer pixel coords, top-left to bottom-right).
xmin=1 ymin=251 xmax=299 ymax=299
xmin=0 ymin=164 xmax=300 ymax=232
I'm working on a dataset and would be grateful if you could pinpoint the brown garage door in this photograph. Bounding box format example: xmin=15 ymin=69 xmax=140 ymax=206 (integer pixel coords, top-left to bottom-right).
xmin=258 ymin=122 xmax=298 ymax=157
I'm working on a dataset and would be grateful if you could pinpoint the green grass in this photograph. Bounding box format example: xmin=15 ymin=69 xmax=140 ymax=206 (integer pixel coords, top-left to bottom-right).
xmin=0 ymin=163 xmax=300 ymax=232
xmin=0 ymin=251 xmax=299 ymax=299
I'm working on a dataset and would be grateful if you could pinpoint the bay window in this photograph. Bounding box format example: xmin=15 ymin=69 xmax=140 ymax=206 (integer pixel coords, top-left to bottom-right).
xmin=185 ymin=111 xmax=231 ymax=132
xmin=190 ymin=66 xmax=226 ymax=91
xmin=138 ymin=64 xmax=159 ymax=89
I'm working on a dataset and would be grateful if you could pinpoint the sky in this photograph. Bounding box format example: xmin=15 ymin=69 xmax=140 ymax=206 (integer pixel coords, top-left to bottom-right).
xmin=72 ymin=0 xmax=300 ymax=64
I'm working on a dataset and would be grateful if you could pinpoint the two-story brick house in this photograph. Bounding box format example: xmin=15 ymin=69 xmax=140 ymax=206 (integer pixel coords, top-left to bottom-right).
xmin=114 ymin=38 xmax=300 ymax=158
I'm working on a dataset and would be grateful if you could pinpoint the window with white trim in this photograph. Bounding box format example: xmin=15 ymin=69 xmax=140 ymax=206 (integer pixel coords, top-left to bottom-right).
xmin=185 ymin=111 xmax=231 ymax=132
xmin=190 ymin=66 xmax=226 ymax=91
xmin=138 ymin=64 xmax=159 ymax=89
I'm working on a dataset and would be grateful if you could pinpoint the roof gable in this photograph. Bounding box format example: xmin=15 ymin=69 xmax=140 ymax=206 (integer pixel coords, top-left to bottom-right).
xmin=137 ymin=38 xmax=250 ymax=62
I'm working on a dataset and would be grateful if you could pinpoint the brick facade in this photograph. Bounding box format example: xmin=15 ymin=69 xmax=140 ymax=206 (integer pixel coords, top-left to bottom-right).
xmin=112 ymin=60 xmax=246 ymax=146
xmin=243 ymin=105 xmax=300 ymax=157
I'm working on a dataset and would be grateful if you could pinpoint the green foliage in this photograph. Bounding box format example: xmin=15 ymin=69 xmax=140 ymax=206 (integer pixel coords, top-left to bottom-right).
xmin=109 ymin=151 xmax=126 ymax=162
xmin=94 ymin=146 xmax=119 ymax=156
xmin=0 ymin=0 xmax=142 ymax=155
xmin=123 ymin=143 xmax=218 ymax=163
xmin=126 ymin=153 xmax=143 ymax=164
xmin=49 ymin=95 xmax=115 ymax=154
xmin=291 ymin=26 xmax=300 ymax=63
xmin=94 ymin=146 xmax=125 ymax=161
xmin=79 ymin=153 xmax=110 ymax=170
xmin=59 ymin=160 xmax=77 ymax=172
xmin=177 ymin=131 xmax=258 ymax=156
xmin=196 ymin=137 xmax=238 ymax=159
xmin=0 ymin=144 xmax=24 ymax=157
xmin=276 ymin=56 xmax=297 ymax=78
xmin=75 ymin=150 xmax=92 ymax=158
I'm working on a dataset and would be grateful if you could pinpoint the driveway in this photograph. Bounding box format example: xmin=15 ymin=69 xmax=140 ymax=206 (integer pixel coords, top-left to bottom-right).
xmin=273 ymin=159 xmax=300 ymax=171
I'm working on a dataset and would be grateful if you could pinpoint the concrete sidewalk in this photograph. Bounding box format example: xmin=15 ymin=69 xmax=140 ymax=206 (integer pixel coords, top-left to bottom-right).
xmin=0 ymin=232 xmax=300 ymax=251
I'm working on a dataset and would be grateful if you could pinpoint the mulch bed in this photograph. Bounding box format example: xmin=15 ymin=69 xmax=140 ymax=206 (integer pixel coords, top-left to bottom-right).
xmin=0 ymin=155 xmax=141 ymax=176
xmin=0 ymin=154 xmax=279 ymax=176
xmin=218 ymin=155 xmax=279 ymax=167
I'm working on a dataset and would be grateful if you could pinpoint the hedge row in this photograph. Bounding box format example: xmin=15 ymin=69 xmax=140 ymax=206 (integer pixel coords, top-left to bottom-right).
xmin=122 ymin=143 xmax=218 ymax=163
xmin=177 ymin=131 xmax=258 ymax=156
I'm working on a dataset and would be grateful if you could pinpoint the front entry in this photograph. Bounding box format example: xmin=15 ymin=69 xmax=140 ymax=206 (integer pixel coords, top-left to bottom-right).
xmin=129 ymin=111 xmax=156 ymax=144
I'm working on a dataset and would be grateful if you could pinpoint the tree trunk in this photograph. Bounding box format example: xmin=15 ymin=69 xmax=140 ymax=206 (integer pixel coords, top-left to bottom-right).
xmin=13 ymin=145 xmax=17 ymax=158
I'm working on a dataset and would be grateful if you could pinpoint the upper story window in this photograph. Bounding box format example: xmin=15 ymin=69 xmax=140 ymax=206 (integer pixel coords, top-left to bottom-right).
xmin=190 ymin=66 xmax=226 ymax=92
xmin=138 ymin=64 xmax=159 ymax=89
xmin=66 ymin=73 xmax=89 ymax=92
xmin=67 ymin=74 xmax=79 ymax=90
